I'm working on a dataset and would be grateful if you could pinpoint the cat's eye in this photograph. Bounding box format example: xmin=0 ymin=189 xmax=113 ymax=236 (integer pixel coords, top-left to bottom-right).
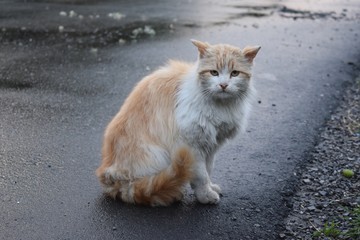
xmin=231 ymin=71 xmax=240 ymax=77
xmin=210 ymin=70 xmax=219 ymax=76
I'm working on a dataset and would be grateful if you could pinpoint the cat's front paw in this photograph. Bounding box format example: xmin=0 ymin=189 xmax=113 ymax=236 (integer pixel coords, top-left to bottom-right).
xmin=210 ymin=183 xmax=222 ymax=194
xmin=195 ymin=187 xmax=220 ymax=204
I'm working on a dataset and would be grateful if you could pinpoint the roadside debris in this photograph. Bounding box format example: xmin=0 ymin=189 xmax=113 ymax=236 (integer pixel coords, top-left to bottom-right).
xmin=131 ymin=25 xmax=156 ymax=38
xmin=107 ymin=12 xmax=125 ymax=20
xmin=284 ymin=77 xmax=360 ymax=239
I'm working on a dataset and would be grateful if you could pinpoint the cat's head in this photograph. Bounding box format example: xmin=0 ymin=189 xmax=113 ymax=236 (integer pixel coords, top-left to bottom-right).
xmin=191 ymin=39 xmax=260 ymax=102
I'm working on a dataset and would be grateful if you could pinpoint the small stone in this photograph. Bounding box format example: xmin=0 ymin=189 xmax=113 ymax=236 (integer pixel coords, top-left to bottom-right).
xmin=303 ymin=179 xmax=311 ymax=183
xmin=112 ymin=226 xmax=117 ymax=231
xmin=132 ymin=27 xmax=143 ymax=37
xmin=144 ymin=25 xmax=156 ymax=36
xmin=69 ymin=10 xmax=77 ymax=18
xmin=90 ymin=48 xmax=98 ymax=54
xmin=279 ymin=233 xmax=286 ymax=238
xmin=319 ymin=191 xmax=327 ymax=196
xmin=254 ymin=224 xmax=261 ymax=227
xmin=108 ymin=12 xmax=125 ymax=20
xmin=308 ymin=206 xmax=316 ymax=211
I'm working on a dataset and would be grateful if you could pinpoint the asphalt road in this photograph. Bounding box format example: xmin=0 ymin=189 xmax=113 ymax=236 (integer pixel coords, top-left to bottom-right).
xmin=1 ymin=0 xmax=359 ymax=239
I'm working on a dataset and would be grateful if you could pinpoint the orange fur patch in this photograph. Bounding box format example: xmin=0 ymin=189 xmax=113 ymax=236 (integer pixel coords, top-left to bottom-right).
xmin=132 ymin=148 xmax=194 ymax=206
xmin=96 ymin=61 xmax=193 ymax=206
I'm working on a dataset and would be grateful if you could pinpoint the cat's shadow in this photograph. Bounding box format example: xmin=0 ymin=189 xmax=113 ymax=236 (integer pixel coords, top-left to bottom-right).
xmin=94 ymin=193 xmax=220 ymax=225
xmin=91 ymin=194 xmax=228 ymax=238
xmin=95 ymin=192 xmax=217 ymax=211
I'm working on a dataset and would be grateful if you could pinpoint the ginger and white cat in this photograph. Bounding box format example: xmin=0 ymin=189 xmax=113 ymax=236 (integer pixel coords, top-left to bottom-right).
xmin=96 ymin=40 xmax=260 ymax=206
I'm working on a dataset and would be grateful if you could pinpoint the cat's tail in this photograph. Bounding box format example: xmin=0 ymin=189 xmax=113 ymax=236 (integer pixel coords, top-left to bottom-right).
xmin=131 ymin=147 xmax=194 ymax=206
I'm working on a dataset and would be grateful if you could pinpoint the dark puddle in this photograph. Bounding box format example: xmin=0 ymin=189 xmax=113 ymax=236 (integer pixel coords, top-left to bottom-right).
xmin=0 ymin=46 xmax=107 ymax=96
xmin=0 ymin=4 xmax=346 ymax=49
xmin=0 ymin=20 xmax=172 ymax=48
xmin=0 ymin=81 xmax=33 ymax=90
xmin=19 ymin=0 xmax=109 ymax=4
xmin=227 ymin=12 xmax=270 ymax=20
xmin=228 ymin=4 xmax=342 ymax=21
xmin=279 ymin=6 xmax=337 ymax=20
xmin=232 ymin=5 xmax=280 ymax=11
xmin=228 ymin=4 xmax=279 ymax=19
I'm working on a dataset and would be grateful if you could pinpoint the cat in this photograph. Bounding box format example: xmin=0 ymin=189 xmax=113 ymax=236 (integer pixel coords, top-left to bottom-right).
xmin=96 ymin=40 xmax=260 ymax=206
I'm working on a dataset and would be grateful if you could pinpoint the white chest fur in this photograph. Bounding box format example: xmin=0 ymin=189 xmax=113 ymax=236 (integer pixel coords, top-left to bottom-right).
xmin=175 ymin=71 xmax=252 ymax=155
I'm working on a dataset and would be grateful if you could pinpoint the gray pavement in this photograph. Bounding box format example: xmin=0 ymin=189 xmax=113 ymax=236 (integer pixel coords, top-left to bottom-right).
xmin=1 ymin=1 xmax=359 ymax=239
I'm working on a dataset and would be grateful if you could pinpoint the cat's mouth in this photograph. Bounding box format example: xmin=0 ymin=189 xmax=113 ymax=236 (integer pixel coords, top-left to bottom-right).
xmin=213 ymin=90 xmax=235 ymax=100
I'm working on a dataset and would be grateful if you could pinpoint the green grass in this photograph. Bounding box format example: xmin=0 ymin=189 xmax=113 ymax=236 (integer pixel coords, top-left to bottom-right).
xmin=346 ymin=206 xmax=360 ymax=239
xmin=313 ymin=221 xmax=341 ymax=238
xmin=313 ymin=206 xmax=360 ymax=239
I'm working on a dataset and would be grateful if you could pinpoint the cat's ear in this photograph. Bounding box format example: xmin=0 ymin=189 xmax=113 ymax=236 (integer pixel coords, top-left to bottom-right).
xmin=191 ymin=39 xmax=210 ymax=58
xmin=242 ymin=46 xmax=261 ymax=63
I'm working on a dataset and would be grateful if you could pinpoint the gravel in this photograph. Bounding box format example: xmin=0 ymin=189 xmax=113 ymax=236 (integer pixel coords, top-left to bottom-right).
xmin=283 ymin=75 xmax=360 ymax=239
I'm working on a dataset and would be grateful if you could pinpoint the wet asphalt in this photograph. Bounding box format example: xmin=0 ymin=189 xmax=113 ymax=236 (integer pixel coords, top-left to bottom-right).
xmin=1 ymin=0 xmax=360 ymax=239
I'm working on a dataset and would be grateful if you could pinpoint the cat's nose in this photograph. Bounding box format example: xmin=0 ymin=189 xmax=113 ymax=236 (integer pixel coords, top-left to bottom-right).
xmin=219 ymin=84 xmax=228 ymax=90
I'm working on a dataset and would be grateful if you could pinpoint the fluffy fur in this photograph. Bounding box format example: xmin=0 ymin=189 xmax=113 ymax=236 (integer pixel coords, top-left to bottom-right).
xmin=96 ymin=40 xmax=260 ymax=206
